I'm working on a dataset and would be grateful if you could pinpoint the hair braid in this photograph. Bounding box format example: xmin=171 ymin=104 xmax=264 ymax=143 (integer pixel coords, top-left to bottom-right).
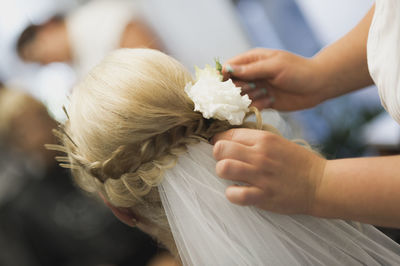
xmin=80 ymin=114 xmax=229 ymax=207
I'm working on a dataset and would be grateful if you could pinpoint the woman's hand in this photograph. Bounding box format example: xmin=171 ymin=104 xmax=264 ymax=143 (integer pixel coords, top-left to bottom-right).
xmin=212 ymin=128 xmax=327 ymax=215
xmin=224 ymin=4 xmax=376 ymax=111
xmin=222 ymin=48 xmax=326 ymax=111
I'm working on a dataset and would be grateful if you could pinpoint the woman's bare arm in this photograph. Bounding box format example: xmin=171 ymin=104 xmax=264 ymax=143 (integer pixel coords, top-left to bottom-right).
xmin=313 ymin=5 xmax=376 ymax=100
xmin=313 ymin=155 xmax=400 ymax=228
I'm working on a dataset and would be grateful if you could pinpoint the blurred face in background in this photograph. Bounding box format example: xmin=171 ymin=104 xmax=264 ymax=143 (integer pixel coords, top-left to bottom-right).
xmin=19 ymin=19 xmax=71 ymax=64
xmin=10 ymin=100 xmax=57 ymax=164
xmin=18 ymin=16 xmax=162 ymax=67
xmin=0 ymin=88 xmax=57 ymax=169
xmin=120 ymin=21 xmax=163 ymax=50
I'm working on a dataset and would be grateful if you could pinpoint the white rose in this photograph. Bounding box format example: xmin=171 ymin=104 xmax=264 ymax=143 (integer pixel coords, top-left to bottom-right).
xmin=185 ymin=65 xmax=252 ymax=125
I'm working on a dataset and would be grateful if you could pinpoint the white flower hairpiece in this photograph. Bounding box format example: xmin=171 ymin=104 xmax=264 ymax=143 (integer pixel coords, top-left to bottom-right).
xmin=184 ymin=61 xmax=251 ymax=125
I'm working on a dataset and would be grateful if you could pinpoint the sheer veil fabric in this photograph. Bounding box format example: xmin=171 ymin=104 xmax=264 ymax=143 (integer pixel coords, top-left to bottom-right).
xmin=159 ymin=142 xmax=400 ymax=265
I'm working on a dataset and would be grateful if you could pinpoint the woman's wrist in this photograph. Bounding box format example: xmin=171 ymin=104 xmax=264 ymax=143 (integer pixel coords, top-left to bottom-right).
xmin=309 ymin=159 xmax=333 ymax=219
xmin=307 ymin=155 xmax=330 ymax=218
xmin=309 ymin=52 xmax=343 ymax=103
xmin=309 ymin=156 xmax=400 ymax=228
xmin=309 ymin=159 xmax=353 ymax=220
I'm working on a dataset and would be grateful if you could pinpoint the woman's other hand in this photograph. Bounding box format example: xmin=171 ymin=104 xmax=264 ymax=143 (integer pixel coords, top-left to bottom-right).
xmin=212 ymin=128 xmax=326 ymax=215
xmin=223 ymin=4 xmax=376 ymax=112
xmin=222 ymin=48 xmax=325 ymax=111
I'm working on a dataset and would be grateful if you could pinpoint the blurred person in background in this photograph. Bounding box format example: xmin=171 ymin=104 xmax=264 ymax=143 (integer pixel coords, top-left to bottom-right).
xmin=0 ymin=86 xmax=160 ymax=265
xmin=16 ymin=0 xmax=162 ymax=76
xmin=0 ymin=86 xmax=57 ymax=171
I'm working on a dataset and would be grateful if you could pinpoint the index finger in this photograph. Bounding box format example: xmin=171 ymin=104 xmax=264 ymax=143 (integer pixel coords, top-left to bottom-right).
xmin=212 ymin=128 xmax=269 ymax=146
xmin=222 ymin=48 xmax=274 ymax=80
xmin=224 ymin=48 xmax=273 ymax=66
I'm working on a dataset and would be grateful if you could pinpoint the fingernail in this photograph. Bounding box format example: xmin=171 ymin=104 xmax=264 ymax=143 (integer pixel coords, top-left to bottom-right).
xmin=248 ymin=82 xmax=256 ymax=89
xmin=254 ymin=88 xmax=268 ymax=99
xmin=225 ymin=64 xmax=234 ymax=73
xmin=226 ymin=186 xmax=241 ymax=199
xmin=269 ymin=95 xmax=275 ymax=104
xmin=260 ymin=88 xmax=268 ymax=95
xmin=261 ymin=95 xmax=275 ymax=108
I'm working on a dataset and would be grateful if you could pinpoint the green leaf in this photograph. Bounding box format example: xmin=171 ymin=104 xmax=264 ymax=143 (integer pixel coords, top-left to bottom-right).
xmin=215 ymin=57 xmax=222 ymax=73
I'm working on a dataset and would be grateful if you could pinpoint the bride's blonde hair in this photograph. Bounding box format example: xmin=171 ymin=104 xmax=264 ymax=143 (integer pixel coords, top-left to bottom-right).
xmin=52 ymin=48 xmax=279 ymax=254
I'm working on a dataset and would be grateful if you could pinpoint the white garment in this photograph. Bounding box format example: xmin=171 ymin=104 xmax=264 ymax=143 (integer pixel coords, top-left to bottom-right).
xmin=66 ymin=0 xmax=137 ymax=76
xmin=159 ymin=142 xmax=400 ymax=265
xmin=367 ymin=0 xmax=400 ymax=124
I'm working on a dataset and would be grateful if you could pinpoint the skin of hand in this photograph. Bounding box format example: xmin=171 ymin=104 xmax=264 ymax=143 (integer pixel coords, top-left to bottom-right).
xmin=213 ymin=128 xmax=400 ymax=228
xmin=222 ymin=49 xmax=324 ymax=111
xmin=212 ymin=128 xmax=326 ymax=215
xmin=223 ymin=5 xmax=375 ymax=112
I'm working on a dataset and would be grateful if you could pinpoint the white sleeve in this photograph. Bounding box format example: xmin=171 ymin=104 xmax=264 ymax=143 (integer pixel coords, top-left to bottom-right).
xmin=367 ymin=0 xmax=400 ymax=124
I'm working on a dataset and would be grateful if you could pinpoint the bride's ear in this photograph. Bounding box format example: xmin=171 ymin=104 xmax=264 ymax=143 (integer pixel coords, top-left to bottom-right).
xmin=99 ymin=193 xmax=138 ymax=227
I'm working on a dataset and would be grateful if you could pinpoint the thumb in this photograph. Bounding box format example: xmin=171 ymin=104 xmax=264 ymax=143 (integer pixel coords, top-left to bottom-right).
xmin=225 ymin=60 xmax=277 ymax=81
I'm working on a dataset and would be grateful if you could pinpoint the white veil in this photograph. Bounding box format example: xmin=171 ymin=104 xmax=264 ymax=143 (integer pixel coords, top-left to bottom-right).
xmin=159 ymin=141 xmax=400 ymax=266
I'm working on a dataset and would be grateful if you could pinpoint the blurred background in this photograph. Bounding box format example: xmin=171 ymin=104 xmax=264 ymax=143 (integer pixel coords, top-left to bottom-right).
xmin=0 ymin=0 xmax=398 ymax=265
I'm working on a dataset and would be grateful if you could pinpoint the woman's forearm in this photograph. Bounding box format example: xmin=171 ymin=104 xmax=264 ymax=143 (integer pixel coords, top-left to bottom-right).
xmin=312 ymin=155 xmax=400 ymax=228
xmin=312 ymin=5 xmax=375 ymax=100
